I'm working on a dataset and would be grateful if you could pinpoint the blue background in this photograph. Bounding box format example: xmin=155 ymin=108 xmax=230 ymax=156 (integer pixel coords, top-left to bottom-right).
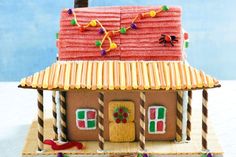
xmin=0 ymin=0 xmax=235 ymax=81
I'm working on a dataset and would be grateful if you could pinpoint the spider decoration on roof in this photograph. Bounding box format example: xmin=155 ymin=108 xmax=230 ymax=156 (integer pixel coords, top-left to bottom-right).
xmin=159 ymin=34 xmax=178 ymax=46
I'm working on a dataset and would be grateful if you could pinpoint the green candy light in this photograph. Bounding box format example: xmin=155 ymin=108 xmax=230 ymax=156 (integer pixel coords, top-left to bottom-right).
xmin=185 ymin=41 xmax=189 ymax=48
xmin=137 ymin=153 xmax=143 ymax=157
xmin=70 ymin=19 xmax=76 ymax=26
xmin=201 ymin=154 xmax=207 ymax=157
xmin=56 ymin=33 xmax=59 ymax=39
xmin=162 ymin=5 xmax=169 ymax=11
xmin=120 ymin=27 xmax=127 ymax=34
xmin=95 ymin=40 xmax=102 ymax=47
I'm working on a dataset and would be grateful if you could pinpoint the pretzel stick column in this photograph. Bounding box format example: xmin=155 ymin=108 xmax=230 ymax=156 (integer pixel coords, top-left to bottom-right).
xmin=139 ymin=91 xmax=146 ymax=150
xmin=52 ymin=91 xmax=58 ymax=140
xmin=176 ymin=91 xmax=183 ymax=142
xmin=186 ymin=90 xmax=192 ymax=141
xmin=202 ymin=89 xmax=208 ymax=151
xmin=98 ymin=92 xmax=105 ymax=150
xmin=37 ymin=89 xmax=44 ymax=151
xmin=60 ymin=91 xmax=67 ymax=142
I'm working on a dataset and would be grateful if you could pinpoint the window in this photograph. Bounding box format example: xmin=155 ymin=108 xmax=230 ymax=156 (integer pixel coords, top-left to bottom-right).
xmin=76 ymin=109 xmax=97 ymax=130
xmin=148 ymin=106 xmax=166 ymax=134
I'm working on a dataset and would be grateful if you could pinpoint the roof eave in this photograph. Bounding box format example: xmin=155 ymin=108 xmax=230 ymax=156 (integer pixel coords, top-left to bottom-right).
xmin=18 ymin=83 xmax=221 ymax=91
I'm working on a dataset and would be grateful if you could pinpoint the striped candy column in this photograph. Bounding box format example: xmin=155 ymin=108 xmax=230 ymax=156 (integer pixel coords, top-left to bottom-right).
xmin=52 ymin=91 xmax=58 ymax=140
xmin=37 ymin=89 xmax=44 ymax=151
xmin=176 ymin=91 xmax=183 ymax=142
xmin=139 ymin=91 xmax=146 ymax=150
xmin=98 ymin=92 xmax=105 ymax=150
xmin=202 ymin=89 xmax=208 ymax=150
xmin=60 ymin=91 xmax=67 ymax=142
xmin=186 ymin=90 xmax=192 ymax=141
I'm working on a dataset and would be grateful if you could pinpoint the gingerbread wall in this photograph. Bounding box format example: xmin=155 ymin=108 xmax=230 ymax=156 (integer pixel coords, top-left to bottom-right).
xmin=66 ymin=90 xmax=177 ymax=141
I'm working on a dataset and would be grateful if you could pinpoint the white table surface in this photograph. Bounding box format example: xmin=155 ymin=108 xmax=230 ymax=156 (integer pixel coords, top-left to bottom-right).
xmin=0 ymin=81 xmax=235 ymax=157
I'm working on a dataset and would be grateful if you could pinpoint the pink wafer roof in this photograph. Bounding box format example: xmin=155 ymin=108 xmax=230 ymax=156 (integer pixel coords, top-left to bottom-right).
xmin=58 ymin=6 xmax=182 ymax=61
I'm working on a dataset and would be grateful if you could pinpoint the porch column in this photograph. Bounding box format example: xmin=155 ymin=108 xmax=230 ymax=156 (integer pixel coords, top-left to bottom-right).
xmin=176 ymin=91 xmax=183 ymax=142
xmin=60 ymin=91 xmax=67 ymax=142
xmin=37 ymin=89 xmax=44 ymax=151
xmin=98 ymin=92 xmax=105 ymax=150
xmin=186 ymin=90 xmax=192 ymax=141
xmin=202 ymin=89 xmax=208 ymax=151
xmin=139 ymin=91 xmax=146 ymax=150
xmin=52 ymin=91 xmax=58 ymax=140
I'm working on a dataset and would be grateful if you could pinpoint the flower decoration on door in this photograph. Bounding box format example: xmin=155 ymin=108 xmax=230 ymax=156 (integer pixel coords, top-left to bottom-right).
xmin=113 ymin=106 xmax=129 ymax=123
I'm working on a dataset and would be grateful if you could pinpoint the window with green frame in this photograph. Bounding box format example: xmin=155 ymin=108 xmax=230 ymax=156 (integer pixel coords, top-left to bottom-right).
xmin=148 ymin=106 xmax=166 ymax=134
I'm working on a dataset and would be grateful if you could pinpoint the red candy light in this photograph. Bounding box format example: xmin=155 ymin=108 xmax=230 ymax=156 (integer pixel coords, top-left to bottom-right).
xmin=79 ymin=26 xmax=85 ymax=32
xmin=184 ymin=32 xmax=189 ymax=40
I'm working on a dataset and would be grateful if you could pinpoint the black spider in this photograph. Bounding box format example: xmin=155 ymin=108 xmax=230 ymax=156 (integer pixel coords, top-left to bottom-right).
xmin=159 ymin=34 xmax=178 ymax=46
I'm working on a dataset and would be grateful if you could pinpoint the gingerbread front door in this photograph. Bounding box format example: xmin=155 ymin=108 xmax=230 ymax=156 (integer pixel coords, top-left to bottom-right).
xmin=108 ymin=101 xmax=135 ymax=142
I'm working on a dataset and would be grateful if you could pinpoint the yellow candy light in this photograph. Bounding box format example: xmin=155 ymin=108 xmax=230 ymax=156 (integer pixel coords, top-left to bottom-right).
xmin=149 ymin=10 xmax=156 ymax=17
xmin=90 ymin=20 xmax=97 ymax=27
xmin=110 ymin=42 xmax=117 ymax=49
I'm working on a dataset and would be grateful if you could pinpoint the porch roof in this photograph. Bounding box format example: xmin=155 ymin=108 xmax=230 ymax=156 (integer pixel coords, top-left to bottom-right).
xmin=19 ymin=61 xmax=220 ymax=91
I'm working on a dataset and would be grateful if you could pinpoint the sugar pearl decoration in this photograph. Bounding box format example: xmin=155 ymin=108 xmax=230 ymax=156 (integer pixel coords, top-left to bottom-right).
xmin=57 ymin=152 xmax=64 ymax=157
xmin=110 ymin=42 xmax=117 ymax=49
xmin=137 ymin=153 xmax=143 ymax=157
xmin=138 ymin=13 xmax=144 ymax=19
xmin=120 ymin=27 xmax=127 ymax=34
xmin=67 ymin=9 xmax=73 ymax=15
xmin=95 ymin=40 xmax=102 ymax=47
xmin=207 ymin=153 xmax=213 ymax=157
xmin=162 ymin=5 xmax=169 ymax=11
xmin=98 ymin=28 xmax=105 ymax=34
xmin=130 ymin=23 xmax=137 ymax=29
xmin=70 ymin=19 xmax=76 ymax=26
xmin=149 ymin=10 xmax=156 ymax=17
xmin=90 ymin=20 xmax=97 ymax=27
xmin=143 ymin=153 xmax=149 ymax=157
xmin=101 ymin=49 xmax=106 ymax=56
xmin=79 ymin=26 xmax=85 ymax=32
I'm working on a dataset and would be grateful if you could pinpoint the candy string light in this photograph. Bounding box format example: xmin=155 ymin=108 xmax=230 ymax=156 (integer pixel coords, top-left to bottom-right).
xmin=66 ymin=6 xmax=169 ymax=56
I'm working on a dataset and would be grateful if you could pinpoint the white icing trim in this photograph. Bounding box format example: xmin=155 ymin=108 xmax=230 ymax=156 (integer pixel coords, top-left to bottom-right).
xmin=147 ymin=106 xmax=166 ymax=134
xmin=75 ymin=109 xmax=97 ymax=130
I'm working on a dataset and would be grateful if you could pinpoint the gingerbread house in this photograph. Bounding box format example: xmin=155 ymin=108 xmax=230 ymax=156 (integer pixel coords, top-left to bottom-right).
xmin=19 ymin=1 xmax=222 ymax=157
